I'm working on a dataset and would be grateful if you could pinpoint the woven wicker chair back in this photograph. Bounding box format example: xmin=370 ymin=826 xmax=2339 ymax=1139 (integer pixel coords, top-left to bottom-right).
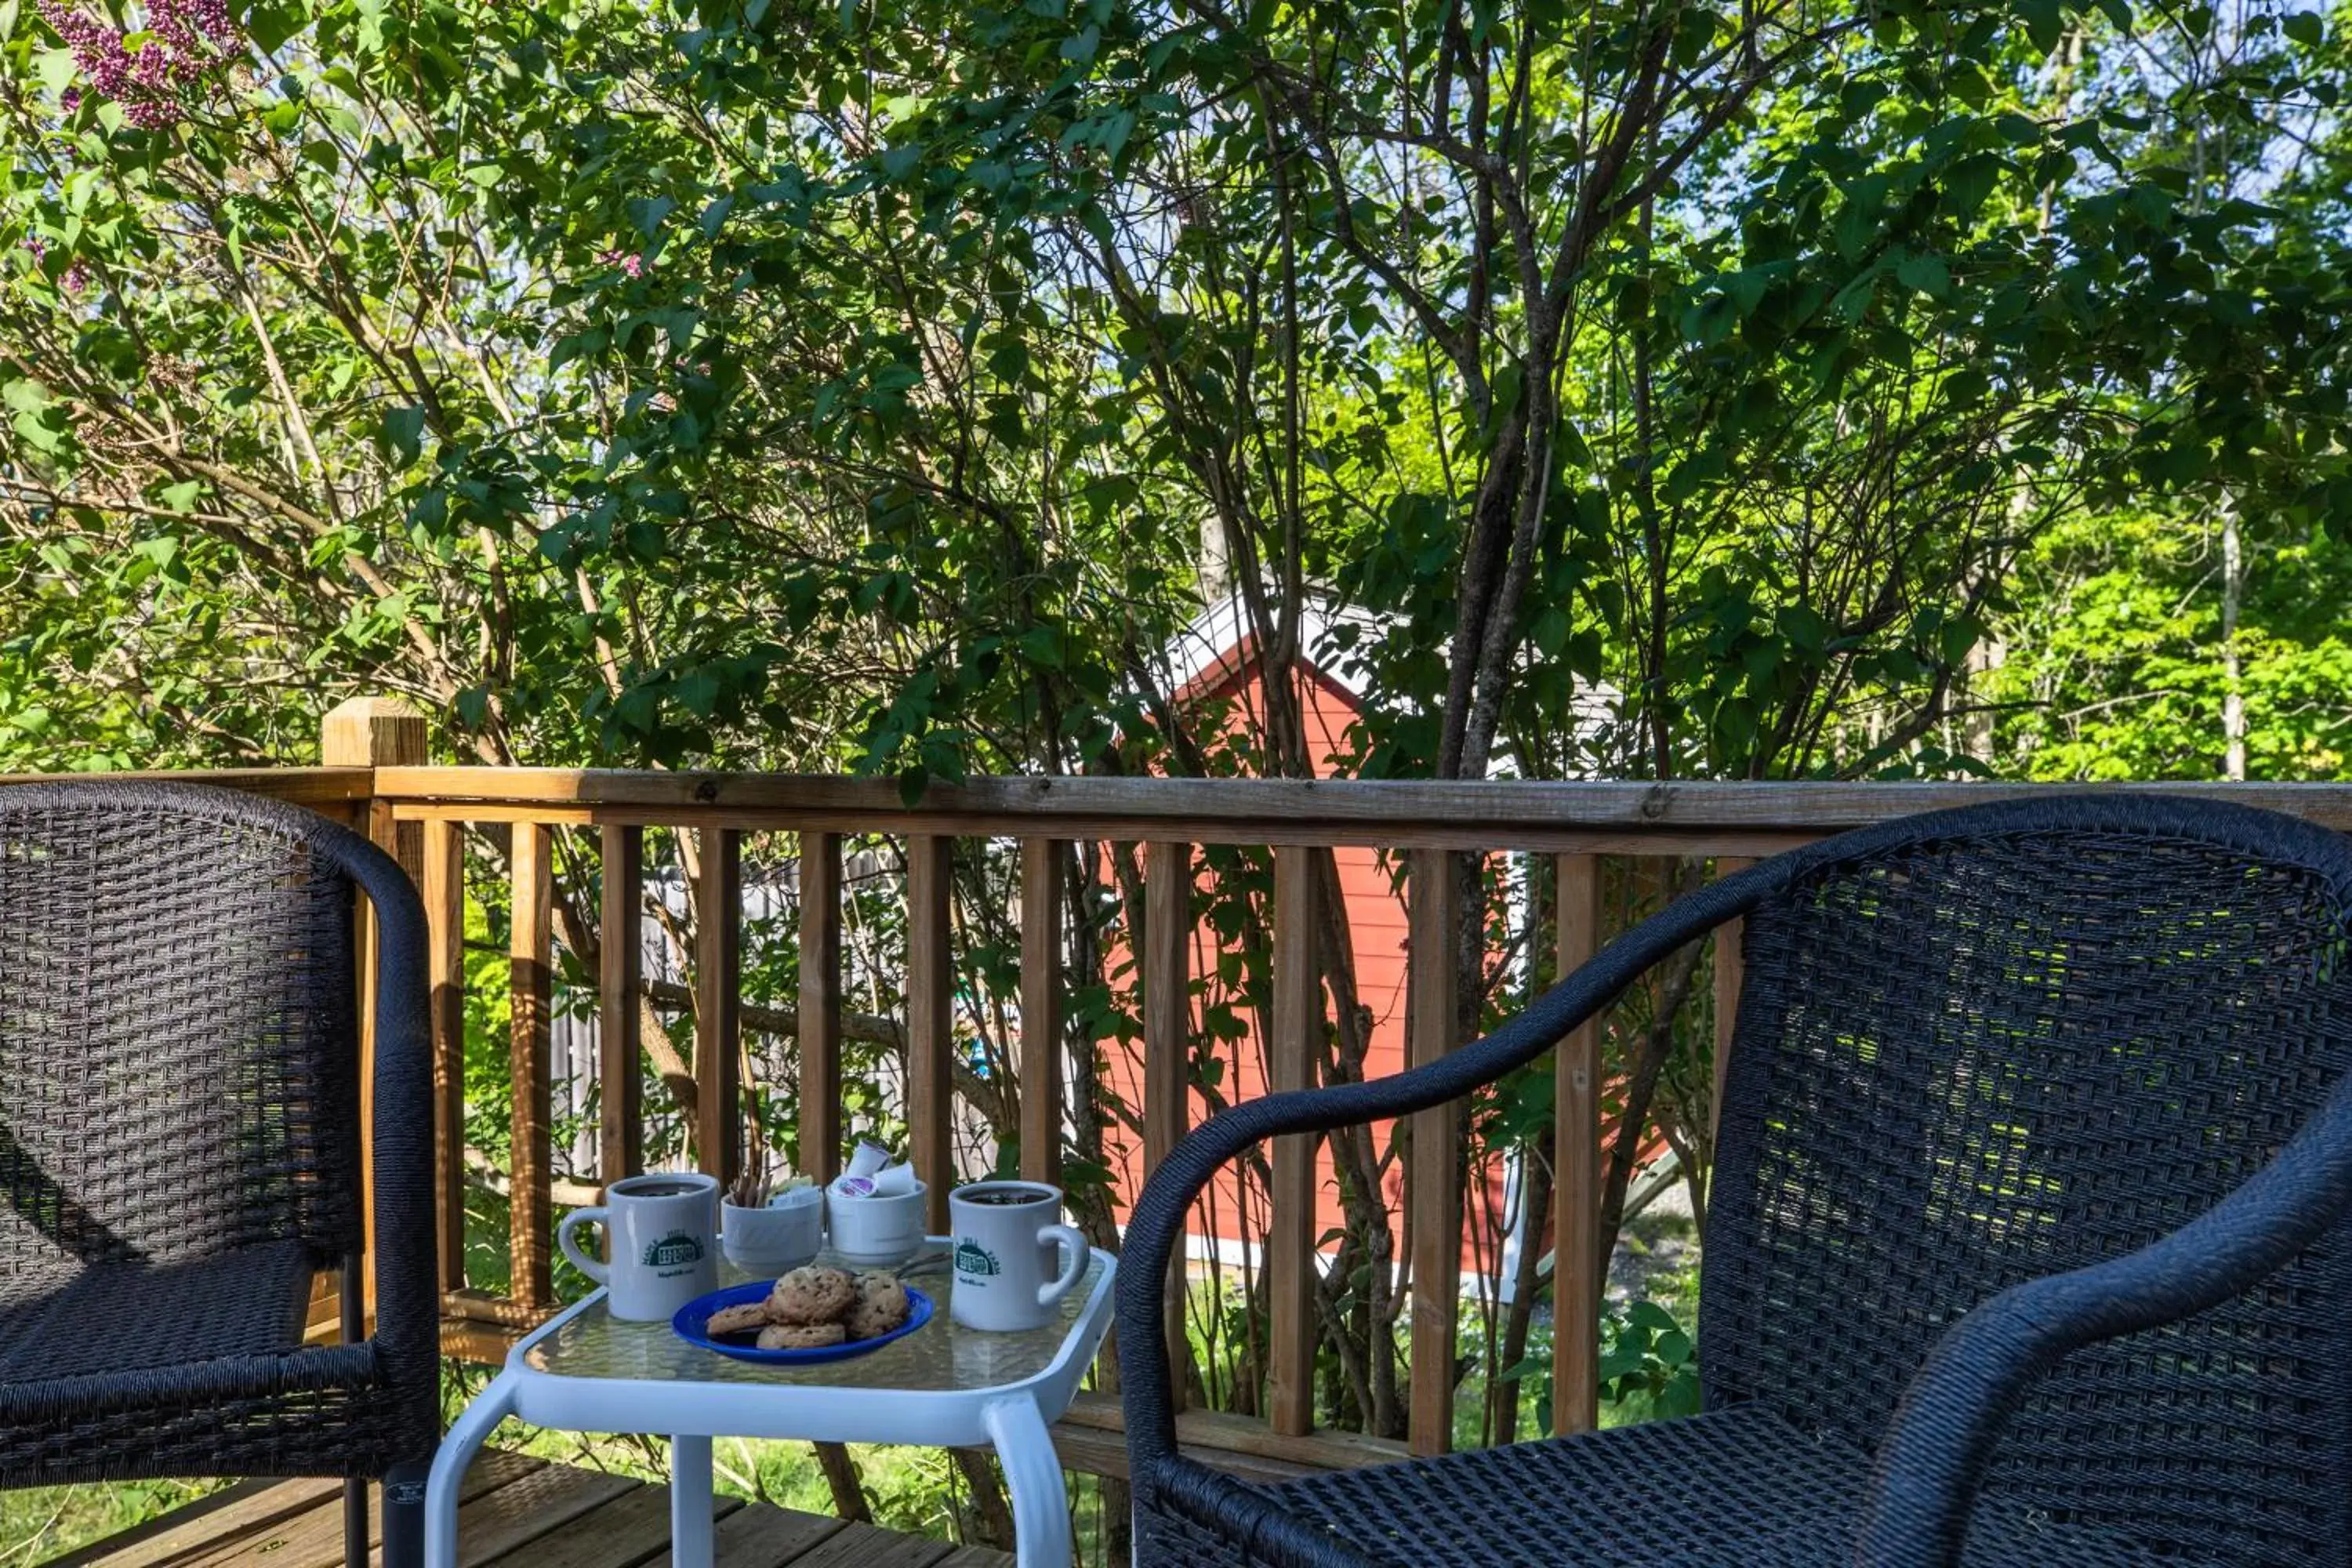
xmin=0 ymin=786 xmax=364 ymax=1271
xmin=1704 ymin=809 xmax=2352 ymax=1566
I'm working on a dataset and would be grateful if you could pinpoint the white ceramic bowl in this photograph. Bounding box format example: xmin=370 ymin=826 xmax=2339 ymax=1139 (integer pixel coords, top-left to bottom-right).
xmin=721 ymin=1194 xmax=822 ymax=1274
xmin=826 ymin=1181 xmax=927 ymax=1267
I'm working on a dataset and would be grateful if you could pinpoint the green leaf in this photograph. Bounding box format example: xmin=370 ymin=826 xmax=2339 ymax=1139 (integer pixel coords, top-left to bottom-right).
xmin=245 ymin=0 xmax=302 ymax=52
xmin=626 ymin=195 xmax=676 ymax=236
xmin=1626 ymin=1300 xmax=1680 ymax=1334
xmin=2284 ymin=9 xmax=2321 ymax=44
xmin=1895 ymin=252 xmax=1950 ymax=298
xmin=2014 ymin=0 xmax=2063 ymax=53
xmin=381 ymin=405 xmax=426 ymax=470
xmin=13 ymin=408 xmax=65 ymax=454
xmin=550 ymin=330 xmax=606 ymax=372
xmin=2 ymin=379 xmax=52 ymax=415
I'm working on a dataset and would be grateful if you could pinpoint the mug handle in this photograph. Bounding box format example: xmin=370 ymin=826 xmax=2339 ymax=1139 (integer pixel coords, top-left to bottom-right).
xmin=557 ymin=1207 xmax=612 ymax=1287
xmin=1036 ymin=1224 xmax=1089 ymax=1308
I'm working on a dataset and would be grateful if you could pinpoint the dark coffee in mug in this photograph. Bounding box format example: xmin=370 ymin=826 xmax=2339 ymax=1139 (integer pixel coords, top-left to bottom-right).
xmin=622 ymin=1181 xmax=704 ymax=1197
xmin=961 ymin=1189 xmax=1048 ymax=1206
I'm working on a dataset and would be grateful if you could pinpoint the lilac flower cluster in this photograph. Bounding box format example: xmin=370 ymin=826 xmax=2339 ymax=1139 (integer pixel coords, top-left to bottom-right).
xmin=18 ymin=237 xmax=90 ymax=296
xmin=597 ymin=248 xmax=647 ymax=278
xmin=38 ymin=0 xmax=237 ymax=129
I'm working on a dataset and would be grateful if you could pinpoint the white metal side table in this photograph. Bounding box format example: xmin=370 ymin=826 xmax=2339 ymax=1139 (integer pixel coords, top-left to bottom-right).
xmin=426 ymin=1243 xmax=1116 ymax=1568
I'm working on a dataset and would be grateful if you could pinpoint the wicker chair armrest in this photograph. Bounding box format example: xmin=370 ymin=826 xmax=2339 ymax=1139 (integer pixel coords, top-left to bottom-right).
xmin=1858 ymin=1072 xmax=2352 ymax=1568
xmin=335 ymin=833 xmax=441 ymax=1387
xmin=1115 ymin=862 xmax=1772 ymax=1487
xmin=1140 ymin=1452 xmax=1393 ymax=1568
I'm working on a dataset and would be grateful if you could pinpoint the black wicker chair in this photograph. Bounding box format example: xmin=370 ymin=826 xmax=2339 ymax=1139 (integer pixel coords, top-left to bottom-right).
xmin=0 ymin=783 xmax=438 ymax=1566
xmin=1119 ymin=795 xmax=2352 ymax=1567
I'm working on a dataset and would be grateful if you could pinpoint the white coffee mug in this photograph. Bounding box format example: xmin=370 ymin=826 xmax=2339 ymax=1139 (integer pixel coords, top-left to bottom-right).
xmin=557 ymin=1172 xmax=720 ymax=1320
xmin=949 ymin=1181 xmax=1088 ymax=1332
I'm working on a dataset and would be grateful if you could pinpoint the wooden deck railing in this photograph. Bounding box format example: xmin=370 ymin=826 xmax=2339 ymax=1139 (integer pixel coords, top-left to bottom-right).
xmin=20 ymin=704 xmax=2352 ymax=1467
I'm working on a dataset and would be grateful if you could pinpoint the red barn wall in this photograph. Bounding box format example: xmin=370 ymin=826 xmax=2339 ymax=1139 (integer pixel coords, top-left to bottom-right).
xmin=1101 ymin=646 xmax=1523 ymax=1286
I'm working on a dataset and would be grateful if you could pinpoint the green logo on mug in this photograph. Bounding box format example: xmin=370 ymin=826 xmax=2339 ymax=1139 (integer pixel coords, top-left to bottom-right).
xmin=643 ymin=1231 xmax=704 ymax=1269
xmin=955 ymin=1239 xmax=1001 ymax=1277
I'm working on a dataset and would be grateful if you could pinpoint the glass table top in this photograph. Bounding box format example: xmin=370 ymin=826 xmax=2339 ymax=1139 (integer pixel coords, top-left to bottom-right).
xmin=521 ymin=1246 xmax=1109 ymax=1394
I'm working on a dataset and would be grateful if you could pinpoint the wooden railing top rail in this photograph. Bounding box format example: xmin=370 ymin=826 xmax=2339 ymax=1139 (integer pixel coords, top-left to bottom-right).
xmin=368 ymin=768 xmax=2352 ymax=851
xmin=7 ymin=766 xmax=2350 ymax=846
xmin=0 ymin=767 xmax=373 ymax=804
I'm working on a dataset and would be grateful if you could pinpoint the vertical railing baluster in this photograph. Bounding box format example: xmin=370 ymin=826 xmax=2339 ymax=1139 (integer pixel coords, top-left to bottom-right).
xmin=799 ymin=831 xmax=844 ymax=1184
xmin=694 ymin=827 xmax=742 ymax=1186
xmin=1552 ymin=852 xmax=1603 ymax=1436
xmin=1020 ymin=839 xmax=1065 ymax=1187
xmin=907 ymin=835 xmax=953 ymax=1235
xmin=510 ymin=822 xmax=554 ymax=1309
xmin=423 ymin=817 xmax=467 ymax=1296
xmin=599 ymin=824 xmax=644 ymax=1192
xmin=1711 ymin=858 xmax=1753 ymax=1145
xmin=1268 ymin=844 xmax=1320 ymax=1437
xmin=320 ymin=696 xmax=424 ymax=1324
xmin=1406 ymin=848 xmax=1462 ymax=1456
xmin=1142 ymin=840 xmax=1192 ymax=1399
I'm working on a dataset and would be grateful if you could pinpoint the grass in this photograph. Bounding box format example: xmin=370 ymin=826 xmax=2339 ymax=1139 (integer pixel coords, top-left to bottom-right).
xmin=0 ymin=1478 xmax=233 ymax=1566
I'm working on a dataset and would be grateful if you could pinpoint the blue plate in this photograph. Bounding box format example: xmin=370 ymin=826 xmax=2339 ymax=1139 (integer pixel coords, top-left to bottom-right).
xmin=671 ymin=1279 xmax=934 ymax=1364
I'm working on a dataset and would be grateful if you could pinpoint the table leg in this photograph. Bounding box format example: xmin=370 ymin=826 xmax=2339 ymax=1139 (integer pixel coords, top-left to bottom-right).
xmin=982 ymin=1399 xmax=1069 ymax=1568
xmin=670 ymin=1435 xmax=715 ymax=1568
xmin=426 ymin=1371 xmax=516 ymax=1568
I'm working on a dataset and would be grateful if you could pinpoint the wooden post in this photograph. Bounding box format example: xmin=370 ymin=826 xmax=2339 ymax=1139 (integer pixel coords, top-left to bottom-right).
xmin=422 ymin=818 xmax=467 ymax=1293
xmin=1268 ymin=845 xmax=1320 ymax=1437
xmin=319 ymin=697 xmax=425 ymax=1320
xmin=599 ymin=825 xmax=644 ymax=1192
xmin=321 ymin=695 xmax=427 ymax=817
xmin=1406 ymin=849 xmax=1463 ymax=1457
xmin=1711 ymin=858 xmax=1754 ymax=1145
xmin=1552 ymin=853 xmax=1603 ymax=1436
xmin=1142 ymin=840 xmax=1192 ymax=1402
xmin=694 ymin=827 xmax=743 ymax=1186
xmin=1019 ymin=839 xmax=1065 ymax=1187
xmin=907 ymin=836 xmax=954 ymax=1236
xmin=510 ymin=822 xmax=555 ymax=1309
xmin=799 ymin=832 xmax=844 ymax=1184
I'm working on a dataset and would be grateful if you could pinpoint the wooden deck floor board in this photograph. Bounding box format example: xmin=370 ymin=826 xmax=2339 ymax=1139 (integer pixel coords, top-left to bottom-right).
xmin=480 ymin=1483 xmax=741 ymax=1568
xmin=67 ymin=1454 xmax=546 ymax=1568
xmin=60 ymin=1453 xmax=1001 ymax=1568
xmin=445 ymin=1464 xmax=641 ymax=1567
xmin=53 ymin=1479 xmax=345 ymax=1568
xmin=640 ymin=1503 xmax=843 ymax=1568
xmin=179 ymin=1450 xmax=554 ymax=1568
xmin=768 ymin=1523 xmax=952 ymax=1568
xmin=931 ymin=1547 xmax=1017 ymax=1568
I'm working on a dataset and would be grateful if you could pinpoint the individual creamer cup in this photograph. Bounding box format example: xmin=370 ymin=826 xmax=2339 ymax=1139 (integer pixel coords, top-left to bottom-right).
xmin=845 ymin=1139 xmax=892 ymax=1180
xmin=830 ymin=1175 xmax=876 ymax=1200
xmin=866 ymin=1162 xmax=918 ymax=1198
